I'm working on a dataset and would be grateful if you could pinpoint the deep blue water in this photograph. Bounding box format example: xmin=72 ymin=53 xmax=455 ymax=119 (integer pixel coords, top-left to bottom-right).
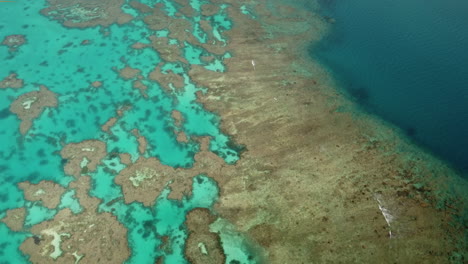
xmin=313 ymin=0 xmax=468 ymax=174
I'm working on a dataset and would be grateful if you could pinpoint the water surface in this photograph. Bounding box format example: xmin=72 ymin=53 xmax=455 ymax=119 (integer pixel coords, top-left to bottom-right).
xmin=313 ymin=0 xmax=468 ymax=174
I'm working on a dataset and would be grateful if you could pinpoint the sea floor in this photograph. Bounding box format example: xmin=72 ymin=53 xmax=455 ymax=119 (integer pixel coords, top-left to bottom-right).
xmin=0 ymin=0 xmax=466 ymax=263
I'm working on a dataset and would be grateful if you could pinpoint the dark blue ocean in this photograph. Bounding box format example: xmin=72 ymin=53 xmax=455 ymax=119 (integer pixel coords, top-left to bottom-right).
xmin=312 ymin=0 xmax=468 ymax=175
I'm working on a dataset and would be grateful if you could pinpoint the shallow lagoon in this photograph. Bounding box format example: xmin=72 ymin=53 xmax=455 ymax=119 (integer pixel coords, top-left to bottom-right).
xmin=0 ymin=0 xmax=247 ymax=262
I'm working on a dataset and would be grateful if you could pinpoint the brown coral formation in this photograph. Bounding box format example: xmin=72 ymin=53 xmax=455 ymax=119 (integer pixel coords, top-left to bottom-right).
xmin=184 ymin=208 xmax=225 ymax=264
xmin=173 ymin=0 xmax=196 ymax=17
xmin=114 ymin=136 xmax=232 ymax=204
xmin=90 ymin=80 xmax=102 ymax=88
xmin=101 ymin=117 xmax=117 ymax=132
xmin=40 ymin=0 xmax=133 ymax=28
xmin=142 ymin=5 xmax=200 ymax=45
xmin=143 ymin=7 xmax=172 ymax=31
xmin=60 ymin=140 xmax=107 ymax=177
xmin=9 ymin=85 xmax=58 ymax=135
xmin=168 ymin=19 xmax=198 ymax=44
xmin=129 ymin=0 xmax=229 ymax=87
xmin=119 ymin=153 xmax=132 ymax=166
xmin=197 ymin=21 xmax=227 ymax=56
xmin=131 ymin=42 xmax=148 ymax=50
xmin=20 ymin=208 xmax=129 ymax=263
xmin=1 ymin=34 xmax=26 ymax=52
xmin=171 ymin=110 xmax=184 ymax=127
xmin=20 ymin=176 xmax=124 ymax=263
xmin=201 ymin=4 xmax=219 ymax=17
xmin=115 ymin=157 xmax=180 ymax=206
xmin=176 ymin=131 xmax=189 ymax=143
xmin=132 ymin=80 xmax=148 ymax=98
xmin=129 ymin=1 xmax=152 ymax=14
xmin=149 ymin=36 xmax=187 ymax=63
xmin=171 ymin=110 xmax=189 ymax=143
xmin=119 ymin=66 xmax=141 ymax=80
xmin=179 ymin=0 xmax=468 ymax=262
xmin=18 ymin=181 xmax=66 ymax=209
xmin=0 ymin=73 xmax=24 ymax=89
xmin=131 ymin=129 xmax=148 ymax=154
xmin=101 ymin=105 xmax=134 ymax=133
xmin=69 ymin=176 xmax=102 ymax=212
xmin=149 ymin=63 xmax=185 ymax=92
xmin=1 ymin=208 xmax=26 ymax=231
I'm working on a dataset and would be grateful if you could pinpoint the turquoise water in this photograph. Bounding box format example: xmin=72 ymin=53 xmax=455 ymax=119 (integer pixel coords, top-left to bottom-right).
xmin=313 ymin=0 xmax=468 ymax=174
xmin=0 ymin=0 xmax=251 ymax=263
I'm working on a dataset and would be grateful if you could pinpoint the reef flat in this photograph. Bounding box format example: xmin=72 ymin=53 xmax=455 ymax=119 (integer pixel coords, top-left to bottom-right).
xmin=0 ymin=0 xmax=466 ymax=263
xmin=188 ymin=0 xmax=468 ymax=262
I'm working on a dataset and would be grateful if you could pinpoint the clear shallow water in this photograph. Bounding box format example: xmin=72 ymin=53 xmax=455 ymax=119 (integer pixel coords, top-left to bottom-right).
xmin=313 ymin=0 xmax=468 ymax=174
xmin=0 ymin=0 xmax=252 ymax=263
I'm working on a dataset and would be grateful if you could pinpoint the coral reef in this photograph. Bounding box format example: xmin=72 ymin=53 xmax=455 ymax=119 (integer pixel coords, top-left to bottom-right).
xmin=0 ymin=208 xmax=26 ymax=231
xmin=184 ymin=208 xmax=225 ymax=264
xmin=113 ymin=136 xmax=232 ymax=203
xmin=115 ymin=157 xmax=181 ymax=205
xmin=18 ymin=181 xmax=66 ymax=209
xmin=40 ymin=0 xmax=132 ymax=28
xmin=118 ymin=66 xmax=141 ymax=80
xmin=182 ymin=0 xmax=468 ymax=262
xmin=132 ymin=80 xmax=148 ymax=98
xmin=101 ymin=117 xmax=117 ymax=132
xmin=60 ymin=140 xmax=107 ymax=177
xmin=20 ymin=208 xmax=129 ymax=263
xmin=148 ymin=63 xmax=185 ymax=92
xmin=131 ymin=129 xmax=148 ymax=155
xmin=1 ymin=35 xmax=26 ymax=52
xmin=201 ymin=4 xmax=220 ymax=17
xmin=171 ymin=110 xmax=184 ymax=127
xmin=9 ymin=85 xmax=58 ymax=135
xmin=90 ymin=81 xmax=102 ymax=88
xmin=0 ymin=73 xmax=24 ymax=89
xmin=149 ymin=36 xmax=187 ymax=63
xmin=5 ymin=0 xmax=467 ymax=263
